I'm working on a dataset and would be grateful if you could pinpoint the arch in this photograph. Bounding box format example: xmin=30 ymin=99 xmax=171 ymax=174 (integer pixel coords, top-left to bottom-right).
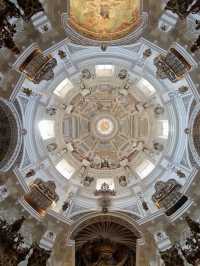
xmin=68 ymin=212 xmax=144 ymax=266
xmin=68 ymin=211 xmax=143 ymax=241
xmin=0 ymin=98 xmax=22 ymax=172
xmin=189 ymin=104 xmax=200 ymax=167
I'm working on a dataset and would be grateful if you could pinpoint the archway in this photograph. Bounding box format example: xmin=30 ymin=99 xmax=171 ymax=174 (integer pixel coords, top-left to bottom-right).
xmin=68 ymin=213 xmax=143 ymax=266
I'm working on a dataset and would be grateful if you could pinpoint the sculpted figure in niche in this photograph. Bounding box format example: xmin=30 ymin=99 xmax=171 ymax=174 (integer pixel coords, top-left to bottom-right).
xmin=81 ymin=69 xmax=92 ymax=80
xmin=0 ymin=185 xmax=8 ymax=201
xmin=118 ymin=69 xmax=128 ymax=80
xmin=91 ymin=253 xmax=128 ymax=266
xmin=58 ymin=50 xmax=66 ymax=59
xmin=62 ymin=192 xmax=73 ymax=212
xmin=80 ymin=241 xmax=131 ymax=266
xmin=100 ymin=43 xmax=108 ymax=51
xmin=178 ymin=86 xmax=188 ymax=93
xmin=46 ymin=106 xmax=57 ymax=116
xmin=176 ymin=170 xmax=186 ymax=178
xmin=62 ymin=200 xmax=70 ymax=211
xmin=118 ymin=176 xmax=128 ymax=187
xmin=22 ymin=88 xmax=33 ymax=97
xmin=154 ymin=105 xmax=165 ymax=115
xmin=47 ymin=143 xmax=57 ymax=152
xmin=25 ymin=169 xmax=35 ymax=178
xmin=143 ymin=48 xmax=152 ymax=58
xmin=81 ymin=176 xmax=94 ymax=187
xmin=153 ymin=142 xmax=164 ymax=152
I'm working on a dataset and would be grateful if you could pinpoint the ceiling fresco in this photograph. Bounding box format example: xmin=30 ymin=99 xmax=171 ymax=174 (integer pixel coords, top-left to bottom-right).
xmin=69 ymin=0 xmax=141 ymax=40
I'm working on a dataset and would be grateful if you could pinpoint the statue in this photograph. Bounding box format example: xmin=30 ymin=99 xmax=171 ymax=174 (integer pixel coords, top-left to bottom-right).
xmin=100 ymin=43 xmax=108 ymax=52
xmin=154 ymin=105 xmax=165 ymax=115
xmin=46 ymin=106 xmax=57 ymax=116
xmin=81 ymin=69 xmax=92 ymax=80
xmin=118 ymin=176 xmax=128 ymax=187
xmin=80 ymin=241 xmax=131 ymax=266
xmin=58 ymin=50 xmax=66 ymax=59
xmin=118 ymin=69 xmax=128 ymax=80
xmin=176 ymin=170 xmax=186 ymax=178
xmin=143 ymin=48 xmax=152 ymax=58
xmin=47 ymin=143 xmax=57 ymax=152
xmin=81 ymin=176 xmax=94 ymax=187
xmin=153 ymin=142 xmax=164 ymax=152
xmin=178 ymin=86 xmax=188 ymax=94
xmin=22 ymin=88 xmax=33 ymax=97
xmin=25 ymin=169 xmax=36 ymax=178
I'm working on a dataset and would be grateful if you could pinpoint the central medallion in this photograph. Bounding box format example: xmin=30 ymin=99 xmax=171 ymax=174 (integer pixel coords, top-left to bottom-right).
xmin=97 ymin=118 xmax=114 ymax=135
xmin=92 ymin=114 xmax=119 ymax=141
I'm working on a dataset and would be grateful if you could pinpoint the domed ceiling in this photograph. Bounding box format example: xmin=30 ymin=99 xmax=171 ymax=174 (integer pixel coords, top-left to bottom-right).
xmin=43 ymin=68 xmax=169 ymax=189
xmin=11 ymin=38 xmax=197 ymax=221
xmin=1 ymin=1 xmax=200 ymax=265
xmin=68 ymin=0 xmax=140 ymax=40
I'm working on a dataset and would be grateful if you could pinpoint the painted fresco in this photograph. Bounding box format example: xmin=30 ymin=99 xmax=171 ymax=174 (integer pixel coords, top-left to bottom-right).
xmin=69 ymin=0 xmax=141 ymax=40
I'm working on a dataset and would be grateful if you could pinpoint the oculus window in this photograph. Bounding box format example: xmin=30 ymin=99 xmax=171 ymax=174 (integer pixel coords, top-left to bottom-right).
xmin=38 ymin=120 xmax=55 ymax=140
xmin=95 ymin=65 xmax=114 ymax=77
xmin=137 ymin=78 xmax=156 ymax=96
xmin=136 ymin=160 xmax=155 ymax=179
xmin=53 ymin=78 xmax=73 ymax=98
xmin=55 ymin=159 xmax=75 ymax=180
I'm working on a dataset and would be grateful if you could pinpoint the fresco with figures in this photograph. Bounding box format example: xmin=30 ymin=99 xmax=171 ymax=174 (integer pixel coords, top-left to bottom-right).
xmin=69 ymin=0 xmax=141 ymax=40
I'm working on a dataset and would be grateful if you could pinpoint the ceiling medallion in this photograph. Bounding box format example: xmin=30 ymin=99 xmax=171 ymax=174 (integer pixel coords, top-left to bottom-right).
xmin=92 ymin=114 xmax=119 ymax=141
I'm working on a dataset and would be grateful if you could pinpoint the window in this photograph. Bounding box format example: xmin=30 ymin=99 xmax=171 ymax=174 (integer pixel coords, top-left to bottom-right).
xmin=55 ymin=159 xmax=75 ymax=180
xmin=136 ymin=160 xmax=155 ymax=179
xmin=53 ymin=78 xmax=73 ymax=98
xmin=96 ymin=178 xmax=115 ymax=191
xmin=95 ymin=65 xmax=114 ymax=77
xmin=158 ymin=120 xmax=169 ymax=139
xmin=38 ymin=120 xmax=55 ymax=140
xmin=137 ymin=78 xmax=156 ymax=96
